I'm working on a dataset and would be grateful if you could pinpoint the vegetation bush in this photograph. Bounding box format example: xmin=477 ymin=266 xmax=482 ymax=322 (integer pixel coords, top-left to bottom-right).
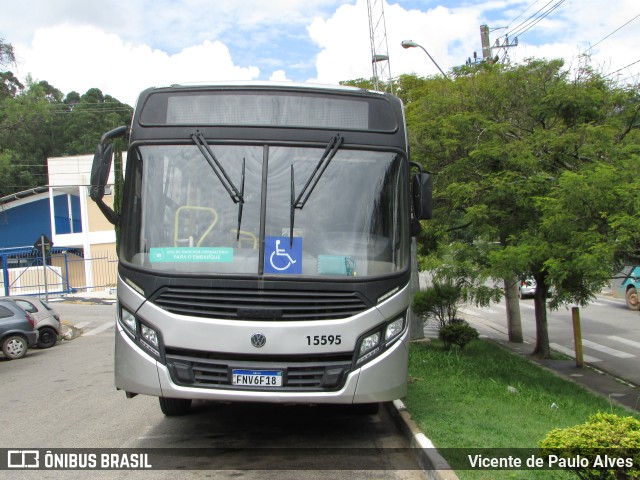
xmin=539 ymin=412 xmax=640 ymax=479
xmin=438 ymin=319 xmax=479 ymax=350
xmin=412 ymin=281 xmax=463 ymax=328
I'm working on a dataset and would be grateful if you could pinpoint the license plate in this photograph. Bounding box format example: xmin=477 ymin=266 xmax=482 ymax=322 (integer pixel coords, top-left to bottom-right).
xmin=232 ymin=369 xmax=283 ymax=387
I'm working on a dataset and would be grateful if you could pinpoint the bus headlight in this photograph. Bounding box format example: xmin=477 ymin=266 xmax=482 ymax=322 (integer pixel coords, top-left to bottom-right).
xmin=359 ymin=332 xmax=381 ymax=357
xmin=141 ymin=324 xmax=159 ymax=349
xmin=385 ymin=316 xmax=405 ymax=343
xmin=355 ymin=312 xmax=407 ymax=367
xmin=140 ymin=323 xmax=161 ymax=358
xmin=121 ymin=307 xmax=137 ymax=333
xmin=118 ymin=304 xmax=162 ymax=361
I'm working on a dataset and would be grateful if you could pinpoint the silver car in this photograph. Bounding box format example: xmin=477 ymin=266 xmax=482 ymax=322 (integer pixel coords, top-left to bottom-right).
xmin=0 ymin=299 xmax=39 ymax=360
xmin=0 ymin=296 xmax=62 ymax=348
xmin=518 ymin=278 xmax=537 ymax=299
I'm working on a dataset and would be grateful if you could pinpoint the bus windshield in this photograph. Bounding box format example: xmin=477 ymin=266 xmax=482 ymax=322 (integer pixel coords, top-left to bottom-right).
xmin=121 ymin=143 xmax=409 ymax=278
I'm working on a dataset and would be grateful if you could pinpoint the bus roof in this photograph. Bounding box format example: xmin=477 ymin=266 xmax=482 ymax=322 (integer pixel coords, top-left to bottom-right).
xmin=142 ymin=81 xmax=386 ymax=96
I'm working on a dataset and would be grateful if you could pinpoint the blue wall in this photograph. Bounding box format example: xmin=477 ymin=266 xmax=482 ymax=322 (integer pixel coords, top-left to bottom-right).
xmin=0 ymin=193 xmax=82 ymax=249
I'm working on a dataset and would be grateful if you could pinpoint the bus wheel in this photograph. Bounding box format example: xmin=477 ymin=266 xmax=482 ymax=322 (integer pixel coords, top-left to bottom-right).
xmin=159 ymin=397 xmax=192 ymax=416
xmin=626 ymin=287 xmax=639 ymax=311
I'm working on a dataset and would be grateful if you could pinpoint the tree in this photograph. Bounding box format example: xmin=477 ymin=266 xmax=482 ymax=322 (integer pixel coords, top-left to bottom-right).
xmin=0 ymin=38 xmax=15 ymax=68
xmin=0 ymin=71 xmax=24 ymax=100
xmin=0 ymin=79 xmax=58 ymax=196
xmin=58 ymin=88 xmax=132 ymax=155
xmin=0 ymin=77 xmax=132 ymax=197
xmin=399 ymin=59 xmax=639 ymax=358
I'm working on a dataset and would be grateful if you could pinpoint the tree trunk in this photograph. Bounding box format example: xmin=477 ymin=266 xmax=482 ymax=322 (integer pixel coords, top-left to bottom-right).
xmin=504 ymin=276 xmax=523 ymax=343
xmin=532 ymin=273 xmax=551 ymax=358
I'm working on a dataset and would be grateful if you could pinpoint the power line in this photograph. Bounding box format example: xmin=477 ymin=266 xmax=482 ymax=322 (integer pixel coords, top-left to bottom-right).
xmin=582 ymin=12 xmax=640 ymax=55
xmin=605 ymin=58 xmax=640 ymax=78
xmin=506 ymin=0 xmax=556 ymax=37
xmin=506 ymin=0 xmax=546 ymax=28
xmin=617 ymin=74 xmax=640 ymax=85
xmin=507 ymin=0 xmax=566 ymax=39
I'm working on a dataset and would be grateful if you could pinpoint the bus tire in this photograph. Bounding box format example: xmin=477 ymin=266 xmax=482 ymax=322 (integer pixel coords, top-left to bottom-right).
xmin=626 ymin=286 xmax=639 ymax=311
xmin=159 ymin=397 xmax=192 ymax=416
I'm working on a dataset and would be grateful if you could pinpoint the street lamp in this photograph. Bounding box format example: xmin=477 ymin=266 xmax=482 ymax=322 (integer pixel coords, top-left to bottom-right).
xmin=401 ymin=40 xmax=450 ymax=80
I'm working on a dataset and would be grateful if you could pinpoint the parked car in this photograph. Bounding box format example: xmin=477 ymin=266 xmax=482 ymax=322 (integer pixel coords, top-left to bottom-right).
xmin=0 ymin=299 xmax=38 ymax=360
xmin=614 ymin=265 xmax=639 ymax=311
xmin=0 ymin=296 xmax=62 ymax=348
xmin=518 ymin=278 xmax=537 ymax=299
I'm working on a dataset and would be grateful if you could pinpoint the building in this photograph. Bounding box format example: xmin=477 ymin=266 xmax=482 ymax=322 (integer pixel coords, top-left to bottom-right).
xmin=0 ymin=154 xmax=120 ymax=296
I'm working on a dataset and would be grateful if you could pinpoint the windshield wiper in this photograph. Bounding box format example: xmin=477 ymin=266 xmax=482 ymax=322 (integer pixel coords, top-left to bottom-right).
xmin=289 ymin=134 xmax=344 ymax=245
xmin=191 ymin=131 xmax=245 ymax=240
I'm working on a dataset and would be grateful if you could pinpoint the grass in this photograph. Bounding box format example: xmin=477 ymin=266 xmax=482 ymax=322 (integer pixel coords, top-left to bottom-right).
xmin=403 ymin=339 xmax=639 ymax=479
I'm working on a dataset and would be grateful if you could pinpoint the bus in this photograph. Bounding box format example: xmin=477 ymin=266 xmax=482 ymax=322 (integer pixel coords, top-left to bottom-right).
xmin=90 ymin=83 xmax=432 ymax=416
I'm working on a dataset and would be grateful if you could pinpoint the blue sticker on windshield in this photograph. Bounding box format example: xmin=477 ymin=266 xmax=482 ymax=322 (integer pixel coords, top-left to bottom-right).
xmin=265 ymin=236 xmax=302 ymax=274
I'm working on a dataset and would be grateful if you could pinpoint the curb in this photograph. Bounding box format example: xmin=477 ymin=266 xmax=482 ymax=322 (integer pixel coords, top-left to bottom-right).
xmin=386 ymin=400 xmax=459 ymax=480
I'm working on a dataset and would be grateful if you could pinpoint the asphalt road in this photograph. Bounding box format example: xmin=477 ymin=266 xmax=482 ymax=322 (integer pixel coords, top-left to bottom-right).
xmin=0 ymin=302 xmax=425 ymax=480
xmin=456 ymin=294 xmax=640 ymax=386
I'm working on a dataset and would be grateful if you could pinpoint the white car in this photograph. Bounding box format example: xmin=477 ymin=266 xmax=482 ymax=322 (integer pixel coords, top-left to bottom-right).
xmin=0 ymin=296 xmax=62 ymax=348
xmin=518 ymin=278 xmax=537 ymax=299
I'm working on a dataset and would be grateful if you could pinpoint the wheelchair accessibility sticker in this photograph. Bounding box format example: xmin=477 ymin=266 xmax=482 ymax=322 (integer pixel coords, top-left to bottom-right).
xmin=265 ymin=236 xmax=302 ymax=274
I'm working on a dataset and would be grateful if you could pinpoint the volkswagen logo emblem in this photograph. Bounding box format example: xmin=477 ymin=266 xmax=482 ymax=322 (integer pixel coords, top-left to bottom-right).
xmin=251 ymin=333 xmax=267 ymax=348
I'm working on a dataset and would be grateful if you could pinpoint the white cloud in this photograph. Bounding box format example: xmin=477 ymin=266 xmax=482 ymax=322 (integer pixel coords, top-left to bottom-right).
xmin=308 ymin=0 xmax=481 ymax=84
xmin=308 ymin=0 xmax=640 ymax=85
xmin=269 ymin=70 xmax=291 ymax=82
xmin=4 ymin=0 xmax=639 ymax=104
xmin=307 ymin=1 xmax=370 ymax=84
xmin=14 ymin=24 xmax=260 ymax=105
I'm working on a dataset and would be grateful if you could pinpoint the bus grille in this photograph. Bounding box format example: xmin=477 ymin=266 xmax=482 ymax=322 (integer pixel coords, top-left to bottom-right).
xmin=152 ymin=287 xmax=370 ymax=321
xmin=165 ymin=349 xmax=353 ymax=392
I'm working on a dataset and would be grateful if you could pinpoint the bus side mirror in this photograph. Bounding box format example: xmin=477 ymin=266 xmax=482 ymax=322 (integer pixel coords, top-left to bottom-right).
xmin=90 ymin=126 xmax=127 ymax=226
xmin=90 ymin=142 xmax=113 ymax=203
xmin=412 ymin=172 xmax=432 ymax=221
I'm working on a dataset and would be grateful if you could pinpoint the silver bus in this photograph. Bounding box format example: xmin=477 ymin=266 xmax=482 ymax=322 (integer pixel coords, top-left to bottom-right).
xmin=90 ymin=83 xmax=432 ymax=416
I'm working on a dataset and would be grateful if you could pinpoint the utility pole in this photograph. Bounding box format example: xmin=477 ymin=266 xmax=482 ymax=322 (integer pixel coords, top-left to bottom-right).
xmin=480 ymin=25 xmax=492 ymax=61
xmin=467 ymin=25 xmax=518 ymax=66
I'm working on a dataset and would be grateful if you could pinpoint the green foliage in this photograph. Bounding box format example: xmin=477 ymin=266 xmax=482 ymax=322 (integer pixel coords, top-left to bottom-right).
xmin=540 ymin=413 xmax=640 ymax=479
xmin=425 ymin=240 xmax=504 ymax=306
xmin=438 ymin=319 xmax=479 ymax=350
xmin=0 ymin=71 xmax=23 ymax=99
xmin=0 ymin=74 xmax=132 ymax=197
xmin=1 ymin=38 xmax=133 ymax=197
xmin=396 ymin=57 xmax=640 ymax=358
xmin=412 ymin=281 xmax=463 ymax=328
xmin=0 ymin=38 xmax=15 ymax=68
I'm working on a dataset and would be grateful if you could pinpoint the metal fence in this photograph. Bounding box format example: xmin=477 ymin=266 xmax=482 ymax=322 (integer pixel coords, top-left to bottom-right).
xmin=0 ymin=249 xmax=118 ymax=297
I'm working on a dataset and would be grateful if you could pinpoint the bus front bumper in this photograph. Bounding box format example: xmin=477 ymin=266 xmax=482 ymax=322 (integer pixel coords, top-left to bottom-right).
xmin=114 ymin=322 xmax=408 ymax=405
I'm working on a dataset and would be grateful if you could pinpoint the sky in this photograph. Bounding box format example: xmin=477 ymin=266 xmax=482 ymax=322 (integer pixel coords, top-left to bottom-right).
xmin=1 ymin=0 xmax=638 ymax=106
